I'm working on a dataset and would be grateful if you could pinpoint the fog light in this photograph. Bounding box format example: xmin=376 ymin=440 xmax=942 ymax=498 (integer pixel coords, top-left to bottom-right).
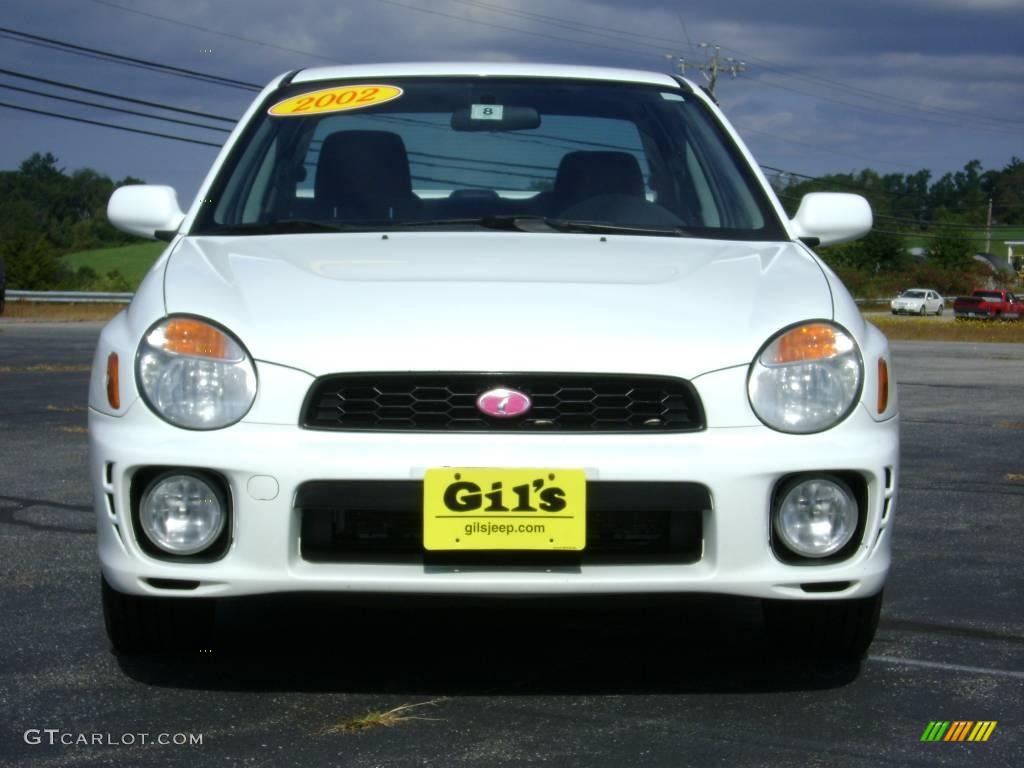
xmin=774 ymin=476 xmax=858 ymax=558
xmin=139 ymin=473 xmax=226 ymax=555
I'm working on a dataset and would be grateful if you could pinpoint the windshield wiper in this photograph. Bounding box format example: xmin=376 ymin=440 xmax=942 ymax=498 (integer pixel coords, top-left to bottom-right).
xmin=204 ymin=219 xmax=357 ymax=236
xmin=392 ymin=216 xmax=529 ymax=231
xmin=206 ymin=216 xmax=689 ymax=237
xmin=396 ymin=215 xmax=689 ymax=237
xmin=538 ymin=218 xmax=689 ymax=237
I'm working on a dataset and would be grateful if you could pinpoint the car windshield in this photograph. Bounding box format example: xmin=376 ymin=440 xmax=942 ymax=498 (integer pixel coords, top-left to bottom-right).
xmin=192 ymin=77 xmax=784 ymax=240
xmin=901 ymin=290 xmax=926 ymax=298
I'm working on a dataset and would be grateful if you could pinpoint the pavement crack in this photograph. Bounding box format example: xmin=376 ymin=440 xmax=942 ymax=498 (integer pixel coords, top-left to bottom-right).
xmin=0 ymin=494 xmax=93 ymax=535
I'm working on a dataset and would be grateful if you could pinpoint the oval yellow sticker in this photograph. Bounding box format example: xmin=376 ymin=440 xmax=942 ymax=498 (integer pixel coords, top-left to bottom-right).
xmin=268 ymin=85 xmax=403 ymax=117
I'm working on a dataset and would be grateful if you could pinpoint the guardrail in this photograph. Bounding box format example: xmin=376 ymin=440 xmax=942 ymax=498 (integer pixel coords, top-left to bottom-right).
xmin=6 ymin=290 xmax=134 ymax=304
xmin=856 ymin=297 xmax=953 ymax=305
xmin=2 ymin=291 xmax=952 ymax=307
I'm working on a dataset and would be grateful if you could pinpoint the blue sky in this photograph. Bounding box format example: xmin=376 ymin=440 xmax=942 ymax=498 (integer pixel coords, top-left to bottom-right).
xmin=1 ymin=0 xmax=1020 ymax=203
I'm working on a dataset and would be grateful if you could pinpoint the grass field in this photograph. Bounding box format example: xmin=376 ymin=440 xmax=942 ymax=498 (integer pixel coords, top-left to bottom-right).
xmin=62 ymin=241 xmax=165 ymax=285
xmin=901 ymin=226 xmax=1024 ymax=257
xmin=1 ymin=302 xmax=128 ymax=322
xmin=866 ymin=314 xmax=1024 ymax=343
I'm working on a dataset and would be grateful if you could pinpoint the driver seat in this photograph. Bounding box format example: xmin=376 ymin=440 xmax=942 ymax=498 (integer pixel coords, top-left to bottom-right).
xmin=314 ymin=130 xmax=423 ymax=220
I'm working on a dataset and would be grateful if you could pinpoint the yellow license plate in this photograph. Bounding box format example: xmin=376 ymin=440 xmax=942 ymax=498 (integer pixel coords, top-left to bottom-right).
xmin=423 ymin=468 xmax=586 ymax=551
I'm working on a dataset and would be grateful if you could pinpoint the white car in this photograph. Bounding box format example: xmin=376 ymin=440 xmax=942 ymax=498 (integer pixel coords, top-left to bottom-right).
xmin=91 ymin=63 xmax=899 ymax=660
xmin=890 ymin=288 xmax=944 ymax=315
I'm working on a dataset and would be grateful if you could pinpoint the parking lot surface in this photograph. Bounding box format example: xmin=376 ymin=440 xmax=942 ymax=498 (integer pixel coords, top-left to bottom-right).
xmin=1 ymin=321 xmax=1021 ymax=767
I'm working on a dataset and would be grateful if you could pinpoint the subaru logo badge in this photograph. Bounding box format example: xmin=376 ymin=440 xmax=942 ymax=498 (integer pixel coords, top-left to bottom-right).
xmin=476 ymin=388 xmax=532 ymax=418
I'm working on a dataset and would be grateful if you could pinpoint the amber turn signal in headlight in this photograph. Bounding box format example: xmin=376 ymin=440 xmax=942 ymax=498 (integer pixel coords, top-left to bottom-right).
xmin=767 ymin=323 xmax=850 ymax=364
xmin=157 ymin=318 xmax=235 ymax=360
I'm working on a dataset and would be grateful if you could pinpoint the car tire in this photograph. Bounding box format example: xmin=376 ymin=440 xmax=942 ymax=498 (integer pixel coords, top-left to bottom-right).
xmin=918 ymin=305 xmax=926 ymax=316
xmin=937 ymin=306 xmax=943 ymax=316
xmin=763 ymin=590 xmax=882 ymax=661
xmin=891 ymin=310 xmax=897 ymax=315
xmin=101 ymin=575 xmax=216 ymax=654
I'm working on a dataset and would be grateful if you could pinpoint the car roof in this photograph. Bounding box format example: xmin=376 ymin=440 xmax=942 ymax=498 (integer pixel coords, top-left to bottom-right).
xmin=290 ymin=62 xmax=682 ymax=88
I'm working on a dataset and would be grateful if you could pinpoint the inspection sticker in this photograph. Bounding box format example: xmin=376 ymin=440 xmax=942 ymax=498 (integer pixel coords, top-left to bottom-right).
xmin=470 ymin=104 xmax=504 ymax=121
xmin=268 ymin=85 xmax=403 ymax=117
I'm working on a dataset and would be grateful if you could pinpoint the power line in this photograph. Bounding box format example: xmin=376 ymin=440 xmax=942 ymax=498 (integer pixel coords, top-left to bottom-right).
xmin=444 ymin=0 xmax=681 ymax=46
xmin=871 ymin=228 xmax=1020 ymax=244
xmin=85 ymin=0 xmax=338 ymax=62
xmin=667 ymin=43 xmax=745 ymax=94
xmin=764 ymin=165 xmax=1024 ymax=216
xmin=674 ymin=9 xmax=695 ymax=52
xmin=0 ymin=26 xmax=260 ymax=91
xmin=0 ymin=82 xmax=230 ymax=133
xmin=450 ymin=1 xmax=1021 ymax=131
xmin=424 ymin=1 xmax=1021 ymax=133
xmin=776 ymin=190 xmax=1020 ymax=229
xmin=0 ymin=67 xmax=236 ymax=122
xmin=754 ymin=76 xmax=1020 ymax=137
xmin=720 ymin=44 xmax=1023 ymax=130
xmin=372 ymin=0 xmax=660 ymax=59
xmin=738 ymin=122 xmax=926 ymax=172
xmin=440 ymin=0 xmax=694 ymax=53
xmin=0 ymin=101 xmax=223 ymax=147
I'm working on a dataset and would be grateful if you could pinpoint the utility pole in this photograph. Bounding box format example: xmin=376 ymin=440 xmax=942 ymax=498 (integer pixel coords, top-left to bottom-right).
xmin=984 ymin=198 xmax=993 ymax=254
xmin=665 ymin=43 xmax=746 ymax=94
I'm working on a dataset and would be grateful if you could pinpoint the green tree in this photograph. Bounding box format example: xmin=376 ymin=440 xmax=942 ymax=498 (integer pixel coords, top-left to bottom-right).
xmin=927 ymin=225 xmax=973 ymax=270
xmin=0 ymin=229 xmax=65 ymax=289
xmin=0 ymin=152 xmax=148 ymax=289
xmin=821 ymin=229 xmax=909 ymax=273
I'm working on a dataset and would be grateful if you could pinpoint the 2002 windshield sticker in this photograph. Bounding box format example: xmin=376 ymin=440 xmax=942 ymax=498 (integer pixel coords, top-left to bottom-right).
xmin=268 ymin=85 xmax=403 ymax=117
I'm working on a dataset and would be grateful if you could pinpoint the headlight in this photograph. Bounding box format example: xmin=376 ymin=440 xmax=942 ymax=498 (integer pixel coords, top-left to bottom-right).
xmin=137 ymin=317 xmax=257 ymax=429
xmin=747 ymin=322 xmax=862 ymax=433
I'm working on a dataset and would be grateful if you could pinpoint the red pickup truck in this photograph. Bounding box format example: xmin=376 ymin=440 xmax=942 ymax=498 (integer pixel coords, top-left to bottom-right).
xmin=953 ymin=289 xmax=1024 ymax=320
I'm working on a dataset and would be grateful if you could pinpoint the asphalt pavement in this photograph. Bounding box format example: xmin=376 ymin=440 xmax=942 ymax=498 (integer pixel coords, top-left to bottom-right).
xmin=0 ymin=320 xmax=1021 ymax=767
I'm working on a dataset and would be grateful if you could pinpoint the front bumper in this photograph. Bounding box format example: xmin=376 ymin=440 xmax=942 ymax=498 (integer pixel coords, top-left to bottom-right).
xmin=90 ymin=393 xmax=899 ymax=602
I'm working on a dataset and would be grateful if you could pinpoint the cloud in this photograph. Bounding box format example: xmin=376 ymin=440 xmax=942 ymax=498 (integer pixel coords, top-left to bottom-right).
xmin=0 ymin=0 xmax=1020 ymax=196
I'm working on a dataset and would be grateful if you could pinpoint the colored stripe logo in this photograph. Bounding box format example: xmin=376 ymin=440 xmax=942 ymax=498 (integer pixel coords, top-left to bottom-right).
xmin=921 ymin=721 xmax=997 ymax=742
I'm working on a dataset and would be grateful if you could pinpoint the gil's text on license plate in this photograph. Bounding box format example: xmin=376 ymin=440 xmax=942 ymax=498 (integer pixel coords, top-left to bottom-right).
xmin=423 ymin=468 xmax=586 ymax=551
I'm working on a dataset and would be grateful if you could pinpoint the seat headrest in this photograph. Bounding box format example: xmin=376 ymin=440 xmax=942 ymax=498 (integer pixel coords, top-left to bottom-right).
xmin=315 ymin=131 xmax=413 ymax=203
xmin=552 ymin=151 xmax=645 ymax=208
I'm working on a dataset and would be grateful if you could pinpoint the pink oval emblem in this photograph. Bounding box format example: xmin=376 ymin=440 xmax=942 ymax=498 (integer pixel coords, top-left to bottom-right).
xmin=476 ymin=388 xmax=532 ymax=419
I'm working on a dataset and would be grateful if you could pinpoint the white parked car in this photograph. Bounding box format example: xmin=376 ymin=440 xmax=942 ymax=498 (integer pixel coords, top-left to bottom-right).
xmin=890 ymin=288 xmax=944 ymax=315
xmin=92 ymin=63 xmax=899 ymax=660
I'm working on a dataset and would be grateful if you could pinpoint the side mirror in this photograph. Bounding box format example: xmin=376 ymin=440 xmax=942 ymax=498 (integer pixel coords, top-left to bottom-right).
xmin=107 ymin=185 xmax=185 ymax=241
xmin=789 ymin=192 xmax=872 ymax=246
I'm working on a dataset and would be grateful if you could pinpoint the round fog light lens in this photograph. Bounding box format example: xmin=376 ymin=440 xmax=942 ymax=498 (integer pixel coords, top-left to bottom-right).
xmin=774 ymin=476 xmax=858 ymax=558
xmin=139 ymin=473 xmax=226 ymax=555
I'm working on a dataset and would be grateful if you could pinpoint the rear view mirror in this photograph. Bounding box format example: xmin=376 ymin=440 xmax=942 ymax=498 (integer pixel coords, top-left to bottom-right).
xmin=451 ymin=105 xmax=540 ymax=132
xmin=789 ymin=192 xmax=872 ymax=246
xmin=107 ymin=185 xmax=185 ymax=241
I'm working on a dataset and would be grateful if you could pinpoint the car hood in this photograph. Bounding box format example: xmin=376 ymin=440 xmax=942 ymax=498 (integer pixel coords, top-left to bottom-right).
xmin=163 ymin=232 xmax=832 ymax=378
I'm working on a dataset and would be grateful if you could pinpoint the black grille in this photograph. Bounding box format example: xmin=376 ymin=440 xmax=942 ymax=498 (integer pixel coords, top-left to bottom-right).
xmin=301 ymin=373 xmax=705 ymax=432
xmin=298 ymin=480 xmax=708 ymax=565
